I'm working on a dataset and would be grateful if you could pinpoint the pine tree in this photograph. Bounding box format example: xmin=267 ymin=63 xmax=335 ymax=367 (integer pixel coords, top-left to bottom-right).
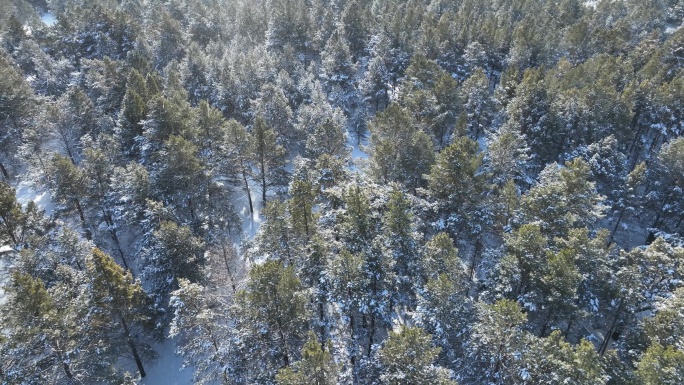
xmin=252 ymin=82 xmax=296 ymax=147
xmin=431 ymin=72 xmax=460 ymax=148
xmin=341 ymin=0 xmax=370 ymax=58
xmin=141 ymin=220 xmax=206 ymax=314
xmin=416 ymin=233 xmax=471 ymax=364
xmin=522 ymin=331 xmax=607 ymax=384
xmin=118 ymin=69 xmax=149 ymax=157
xmin=0 ymin=52 xmax=34 ymax=180
xmin=460 ymin=68 xmax=494 ymax=139
xmin=87 ymin=248 xmax=157 ymax=378
xmin=340 ymin=184 xmax=373 ymax=252
xmin=255 ymin=199 xmax=294 ymax=263
xmin=325 ymin=247 xmax=366 ymax=371
xmin=648 ymin=137 xmax=684 ymax=233
xmin=143 ymin=90 xmax=195 ymax=147
xmin=425 ymin=135 xmax=487 ymax=235
xmin=251 ymin=114 xmax=288 ymax=204
xmin=50 ymin=154 xmax=89 ymax=233
xmin=377 ymin=326 xmax=457 ymax=385
xmin=305 ymin=117 xmax=349 ymax=161
xmin=635 ymin=343 xmax=684 ymax=385
xmin=484 ymin=124 xmax=530 ymax=186
xmin=154 ymin=135 xmax=207 ymax=223
xmin=276 ymin=331 xmax=338 ymax=385
xmin=169 ymin=279 xmax=231 ymax=385
xmin=298 ymin=81 xmax=348 ymax=160
xmin=518 ymin=158 xmax=604 ymax=238
xmin=152 ymin=11 xmax=186 ymax=70
xmin=0 ymin=271 xmax=118 ymax=383
xmin=321 ymin=28 xmax=356 ymax=89
xmin=231 ymin=260 xmax=310 ymax=382
xmin=0 ymin=182 xmax=25 ymax=246
xmin=501 ymin=68 xmax=554 ymax=166
xmin=289 ymin=179 xmax=316 ymax=240
xmin=642 ymin=286 xmax=684 ymax=350
xmin=368 ymin=103 xmax=435 ymax=190
xmin=82 ymin=145 xmax=130 ymax=269
xmin=383 ymin=189 xmax=421 ymax=310
xmin=361 ymin=54 xmax=390 ymax=110
xmin=468 ymin=299 xmax=527 ymax=384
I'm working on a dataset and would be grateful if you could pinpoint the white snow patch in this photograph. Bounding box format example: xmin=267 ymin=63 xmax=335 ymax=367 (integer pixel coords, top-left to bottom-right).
xmin=666 ymin=22 xmax=682 ymax=34
xmin=14 ymin=181 xmax=54 ymax=216
xmin=0 ymin=260 xmax=8 ymax=305
xmin=0 ymin=246 xmax=14 ymax=305
xmin=348 ymin=134 xmax=369 ymax=173
xmin=40 ymin=12 xmax=56 ymax=26
xmin=138 ymin=338 xmax=194 ymax=385
xmin=240 ymin=199 xmax=262 ymax=241
xmin=477 ymin=135 xmax=487 ymax=151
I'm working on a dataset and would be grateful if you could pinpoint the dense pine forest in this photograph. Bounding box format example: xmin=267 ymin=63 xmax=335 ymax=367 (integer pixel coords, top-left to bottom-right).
xmin=2 ymin=0 xmax=684 ymax=383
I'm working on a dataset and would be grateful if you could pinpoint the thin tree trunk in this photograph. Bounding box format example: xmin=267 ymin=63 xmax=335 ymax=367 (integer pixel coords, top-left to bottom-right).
xmin=319 ymin=300 xmax=326 ymax=349
xmin=1 ymin=216 xmax=18 ymax=245
xmin=242 ymin=169 xmax=253 ymax=214
xmin=468 ymin=238 xmax=482 ymax=284
xmin=220 ymin=241 xmax=237 ymax=293
xmin=0 ymin=162 xmax=9 ymax=180
xmin=539 ymin=311 xmax=552 ymax=337
xmin=261 ymin=161 xmax=267 ymax=204
xmin=367 ymin=314 xmax=375 ymax=357
xmin=120 ymin=316 xmax=146 ymax=378
xmin=103 ymin=209 xmax=130 ymax=271
xmin=599 ymin=299 xmax=623 ymax=356
xmin=74 ymin=199 xmax=91 ymax=240
xmin=63 ymin=362 xmax=73 ymax=379
xmin=187 ymin=197 xmax=196 ymax=222
xmin=350 ymin=310 xmax=358 ymax=385
xmin=276 ymin=317 xmax=289 ymax=367
xmin=608 ymin=208 xmax=626 ymax=247
xmin=564 ymin=319 xmax=573 ymax=338
xmin=676 ymin=213 xmax=684 ymax=230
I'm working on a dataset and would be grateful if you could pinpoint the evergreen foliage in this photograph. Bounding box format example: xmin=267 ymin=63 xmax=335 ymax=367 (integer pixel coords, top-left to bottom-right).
xmin=4 ymin=1 xmax=684 ymax=383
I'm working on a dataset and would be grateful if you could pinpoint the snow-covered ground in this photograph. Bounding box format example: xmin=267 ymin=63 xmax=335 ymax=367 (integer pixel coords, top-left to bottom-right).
xmin=141 ymin=176 xmax=267 ymax=385
xmin=138 ymin=338 xmax=194 ymax=385
xmin=15 ymin=180 xmax=54 ymax=215
xmin=348 ymin=133 xmax=369 ymax=173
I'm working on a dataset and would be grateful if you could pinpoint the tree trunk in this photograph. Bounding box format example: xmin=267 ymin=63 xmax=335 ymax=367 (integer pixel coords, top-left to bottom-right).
xmin=608 ymin=208 xmax=626 ymax=247
xmin=539 ymin=311 xmax=552 ymax=337
xmin=564 ymin=319 xmax=573 ymax=338
xmin=120 ymin=316 xmax=146 ymax=378
xmin=63 ymin=362 xmax=73 ymax=379
xmin=468 ymin=238 xmax=482 ymax=284
xmin=261 ymin=161 xmax=267 ymax=204
xmin=220 ymin=241 xmax=237 ymax=293
xmin=319 ymin=300 xmax=326 ymax=349
xmin=74 ymin=199 xmax=91 ymax=240
xmin=1 ymin=215 xmax=18 ymax=245
xmin=599 ymin=299 xmax=623 ymax=356
xmin=103 ymin=209 xmax=130 ymax=271
xmin=676 ymin=212 xmax=684 ymax=230
xmin=276 ymin=317 xmax=289 ymax=367
xmin=0 ymin=162 xmax=9 ymax=180
xmin=367 ymin=314 xmax=375 ymax=356
xmin=187 ymin=197 xmax=196 ymax=222
xmin=242 ymin=169 xmax=253 ymax=214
